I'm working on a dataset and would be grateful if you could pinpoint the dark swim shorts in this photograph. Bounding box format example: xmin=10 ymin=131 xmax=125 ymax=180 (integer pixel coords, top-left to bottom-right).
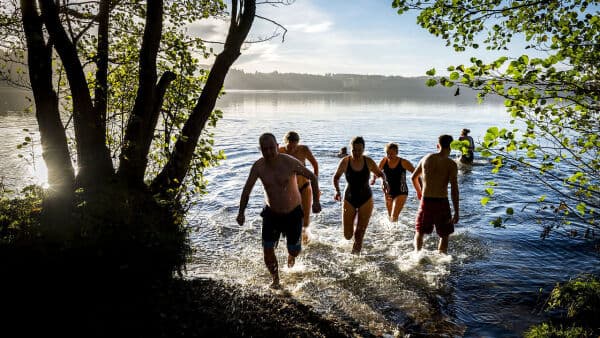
xmin=260 ymin=205 xmax=303 ymax=251
xmin=415 ymin=197 xmax=454 ymax=236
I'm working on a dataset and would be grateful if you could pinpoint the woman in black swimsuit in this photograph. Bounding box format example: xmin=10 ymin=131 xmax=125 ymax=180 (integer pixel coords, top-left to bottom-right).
xmin=279 ymin=131 xmax=319 ymax=245
xmin=371 ymin=142 xmax=415 ymax=222
xmin=333 ymin=137 xmax=388 ymax=254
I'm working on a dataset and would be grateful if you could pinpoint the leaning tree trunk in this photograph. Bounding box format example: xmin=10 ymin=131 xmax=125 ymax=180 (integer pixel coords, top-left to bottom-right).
xmin=20 ymin=0 xmax=74 ymax=194
xmin=151 ymin=0 xmax=256 ymax=195
xmin=20 ymin=0 xmax=75 ymax=234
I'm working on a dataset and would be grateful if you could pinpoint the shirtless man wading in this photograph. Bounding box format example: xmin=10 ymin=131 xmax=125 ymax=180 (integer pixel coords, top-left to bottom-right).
xmin=237 ymin=133 xmax=321 ymax=288
xmin=411 ymin=135 xmax=459 ymax=254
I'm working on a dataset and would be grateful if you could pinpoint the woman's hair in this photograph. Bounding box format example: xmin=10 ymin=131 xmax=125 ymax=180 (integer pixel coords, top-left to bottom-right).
xmin=461 ymin=128 xmax=470 ymax=136
xmin=350 ymin=136 xmax=365 ymax=147
xmin=284 ymin=131 xmax=300 ymax=144
xmin=385 ymin=142 xmax=398 ymax=152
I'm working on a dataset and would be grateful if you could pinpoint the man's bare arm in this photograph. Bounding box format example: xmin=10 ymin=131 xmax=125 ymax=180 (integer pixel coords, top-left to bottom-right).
xmin=294 ymin=160 xmax=321 ymax=212
xmin=411 ymin=159 xmax=423 ymax=200
xmin=237 ymin=163 xmax=259 ymax=225
xmin=449 ymin=162 xmax=459 ymax=224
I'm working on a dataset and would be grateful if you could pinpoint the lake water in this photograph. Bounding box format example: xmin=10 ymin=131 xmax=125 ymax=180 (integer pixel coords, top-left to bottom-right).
xmin=1 ymin=90 xmax=599 ymax=336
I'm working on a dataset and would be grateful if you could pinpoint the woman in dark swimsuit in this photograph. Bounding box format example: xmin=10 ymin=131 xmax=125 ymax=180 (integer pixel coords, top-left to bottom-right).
xmin=371 ymin=142 xmax=415 ymax=222
xmin=279 ymin=131 xmax=319 ymax=244
xmin=333 ymin=137 xmax=388 ymax=254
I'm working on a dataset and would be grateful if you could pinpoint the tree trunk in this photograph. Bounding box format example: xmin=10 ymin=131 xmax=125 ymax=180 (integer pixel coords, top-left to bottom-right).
xmin=20 ymin=0 xmax=74 ymax=194
xmin=151 ymin=0 xmax=256 ymax=195
xmin=117 ymin=0 xmax=165 ymax=187
xmin=95 ymin=0 xmax=110 ymax=133
xmin=39 ymin=0 xmax=113 ymax=188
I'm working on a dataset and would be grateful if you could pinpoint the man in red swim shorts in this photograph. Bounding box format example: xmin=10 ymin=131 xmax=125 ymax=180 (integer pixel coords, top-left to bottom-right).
xmin=411 ymin=135 xmax=459 ymax=254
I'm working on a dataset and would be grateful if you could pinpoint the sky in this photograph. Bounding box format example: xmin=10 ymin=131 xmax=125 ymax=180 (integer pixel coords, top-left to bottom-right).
xmin=188 ymin=0 xmax=533 ymax=77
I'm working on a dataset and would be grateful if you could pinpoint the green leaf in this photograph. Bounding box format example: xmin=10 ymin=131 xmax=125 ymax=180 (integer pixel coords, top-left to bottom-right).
xmin=425 ymin=68 xmax=436 ymax=76
xmin=481 ymin=196 xmax=490 ymax=206
xmin=425 ymin=78 xmax=437 ymax=87
xmin=576 ymin=203 xmax=586 ymax=215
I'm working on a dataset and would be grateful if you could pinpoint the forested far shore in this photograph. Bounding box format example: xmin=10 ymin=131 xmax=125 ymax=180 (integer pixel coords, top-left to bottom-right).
xmin=1 ymin=68 xmax=498 ymax=114
xmin=223 ymin=69 xmax=496 ymax=102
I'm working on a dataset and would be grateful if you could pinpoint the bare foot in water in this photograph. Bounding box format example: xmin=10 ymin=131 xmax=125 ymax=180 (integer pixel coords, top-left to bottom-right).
xmin=351 ymin=242 xmax=362 ymax=255
xmin=302 ymin=228 xmax=310 ymax=245
xmin=287 ymin=254 xmax=296 ymax=268
xmin=270 ymin=281 xmax=282 ymax=289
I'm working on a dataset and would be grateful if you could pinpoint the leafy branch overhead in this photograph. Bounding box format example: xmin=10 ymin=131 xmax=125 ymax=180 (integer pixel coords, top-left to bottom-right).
xmin=394 ymin=0 xmax=599 ymax=238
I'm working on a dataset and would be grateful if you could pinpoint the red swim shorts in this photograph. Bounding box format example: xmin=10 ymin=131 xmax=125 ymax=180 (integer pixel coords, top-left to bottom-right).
xmin=415 ymin=197 xmax=454 ymax=236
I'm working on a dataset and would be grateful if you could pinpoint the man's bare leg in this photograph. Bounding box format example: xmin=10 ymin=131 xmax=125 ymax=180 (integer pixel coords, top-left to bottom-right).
xmin=287 ymin=249 xmax=300 ymax=268
xmin=263 ymin=248 xmax=280 ymax=288
xmin=414 ymin=231 xmax=424 ymax=252
xmin=301 ymin=186 xmax=312 ymax=244
xmin=438 ymin=235 xmax=449 ymax=254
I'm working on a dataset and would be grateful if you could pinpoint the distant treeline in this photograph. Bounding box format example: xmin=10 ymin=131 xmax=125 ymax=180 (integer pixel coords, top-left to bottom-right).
xmin=224 ymin=69 xmax=484 ymax=101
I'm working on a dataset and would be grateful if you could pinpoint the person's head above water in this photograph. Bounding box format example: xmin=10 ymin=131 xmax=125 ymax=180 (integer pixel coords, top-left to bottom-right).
xmin=385 ymin=142 xmax=399 ymax=158
xmin=284 ymin=131 xmax=300 ymax=145
xmin=460 ymin=128 xmax=471 ymax=136
xmin=259 ymin=133 xmax=278 ymax=160
xmin=438 ymin=134 xmax=453 ymax=149
xmin=350 ymin=136 xmax=365 ymax=157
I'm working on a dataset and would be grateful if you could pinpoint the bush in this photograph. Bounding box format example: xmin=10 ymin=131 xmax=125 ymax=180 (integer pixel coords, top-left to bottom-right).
xmin=0 ymin=182 xmax=192 ymax=336
xmin=525 ymin=275 xmax=600 ymax=338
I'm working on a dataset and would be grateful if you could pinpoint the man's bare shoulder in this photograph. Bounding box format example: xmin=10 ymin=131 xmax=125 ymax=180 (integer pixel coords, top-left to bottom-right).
xmin=253 ymin=157 xmax=266 ymax=170
xmin=278 ymin=153 xmax=303 ymax=166
xmin=421 ymin=153 xmax=435 ymax=163
xmin=445 ymin=157 xmax=458 ymax=169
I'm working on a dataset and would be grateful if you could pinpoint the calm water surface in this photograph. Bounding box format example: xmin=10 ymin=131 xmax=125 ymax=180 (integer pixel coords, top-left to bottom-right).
xmin=1 ymin=91 xmax=598 ymax=336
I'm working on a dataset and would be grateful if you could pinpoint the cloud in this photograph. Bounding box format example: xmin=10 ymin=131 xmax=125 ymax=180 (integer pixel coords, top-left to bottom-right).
xmin=287 ymin=21 xmax=332 ymax=33
xmin=187 ymin=17 xmax=229 ymax=43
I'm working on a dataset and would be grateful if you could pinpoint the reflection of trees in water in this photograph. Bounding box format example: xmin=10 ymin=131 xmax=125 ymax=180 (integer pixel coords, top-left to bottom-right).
xmin=218 ymin=90 xmax=505 ymax=110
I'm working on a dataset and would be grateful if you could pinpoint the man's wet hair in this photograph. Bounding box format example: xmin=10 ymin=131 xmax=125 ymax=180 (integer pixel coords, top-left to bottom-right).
xmin=439 ymin=134 xmax=453 ymax=149
xmin=284 ymin=131 xmax=300 ymax=144
xmin=385 ymin=142 xmax=399 ymax=152
xmin=259 ymin=133 xmax=277 ymax=146
xmin=351 ymin=136 xmax=365 ymax=147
